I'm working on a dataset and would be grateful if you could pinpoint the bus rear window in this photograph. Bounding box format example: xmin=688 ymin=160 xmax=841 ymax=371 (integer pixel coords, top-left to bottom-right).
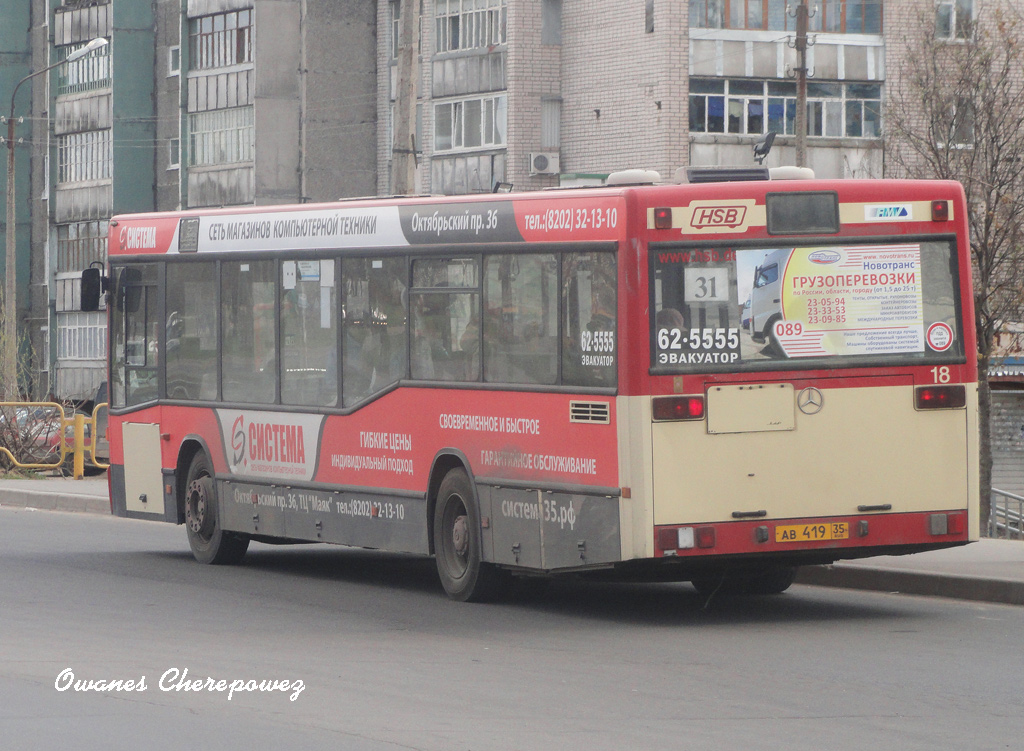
xmin=651 ymin=240 xmax=964 ymax=372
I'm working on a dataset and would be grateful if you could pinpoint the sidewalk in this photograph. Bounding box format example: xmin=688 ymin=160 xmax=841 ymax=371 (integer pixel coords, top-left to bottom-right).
xmin=796 ymin=538 xmax=1024 ymax=605
xmin=1 ymin=473 xmax=1022 ymax=605
xmin=0 ymin=473 xmax=110 ymax=515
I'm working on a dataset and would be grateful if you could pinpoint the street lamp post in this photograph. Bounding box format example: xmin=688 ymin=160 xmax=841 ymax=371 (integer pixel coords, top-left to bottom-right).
xmin=3 ymin=37 xmax=108 ymax=399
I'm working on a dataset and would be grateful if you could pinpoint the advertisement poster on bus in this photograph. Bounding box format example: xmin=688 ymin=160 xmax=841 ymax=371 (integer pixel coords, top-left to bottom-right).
xmin=653 ymin=241 xmax=959 ymax=368
xmin=746 ymin=244 xmax=925 ymax=358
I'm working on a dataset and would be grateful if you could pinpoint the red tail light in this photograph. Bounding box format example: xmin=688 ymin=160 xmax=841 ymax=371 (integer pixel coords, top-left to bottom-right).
xmin=931 ymin=200 xmax=949 ymax=222
xmin=653 ymin=207 xmax=673 ymax=229
xmin=652 ymin=395 xmax=705 ymax=421
xmin=695 ymin=526 xmax=716 ymax=549
xmin=915 ymin=384 xmax=966 ymax=410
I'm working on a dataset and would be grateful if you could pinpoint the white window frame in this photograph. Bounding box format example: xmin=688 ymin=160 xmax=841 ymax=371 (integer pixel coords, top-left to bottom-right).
xmin=435 ymin=0 xmax=506 ymax=54
xmin=58 ymin=129 xmax=113 ymax=183
xmin=57 ymin=311 xmax=107 ymax=361
xmin=434 ymin=94 xmax=507 ymax=152
xmin=188 ymin=106 xmax=255 ymax=167
xmin=689 ymin=78 xmax=882 ymax=140
xmin=168 ymin=138 xmax=181 ymax=170
xmin=936 ymin=0 xmax=974 ymax=41
xmin=168 ymin=45 xmax=181 ymax=76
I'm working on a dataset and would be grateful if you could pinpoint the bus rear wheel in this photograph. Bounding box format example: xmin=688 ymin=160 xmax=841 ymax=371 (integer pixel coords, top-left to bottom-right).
xmin=433 ymin=468 xmax=507 ymax=602
xmin=691 ymin=565 xmax=796 ymax=596
xmin=184 ymin=453 xmax=249 ymax=565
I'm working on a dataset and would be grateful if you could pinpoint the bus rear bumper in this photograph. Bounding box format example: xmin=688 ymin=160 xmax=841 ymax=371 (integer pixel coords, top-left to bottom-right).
xmin=652 ymin=509 xmax=972 ymax=564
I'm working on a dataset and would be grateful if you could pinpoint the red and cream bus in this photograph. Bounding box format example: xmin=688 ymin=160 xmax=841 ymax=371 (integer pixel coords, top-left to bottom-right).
xmin=98 ymin=168 xmax=979 ymax=600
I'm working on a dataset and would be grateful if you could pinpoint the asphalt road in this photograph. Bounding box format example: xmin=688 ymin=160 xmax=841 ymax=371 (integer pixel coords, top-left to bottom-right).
xmin=2 ymin=506 xmax=1022 ymax=751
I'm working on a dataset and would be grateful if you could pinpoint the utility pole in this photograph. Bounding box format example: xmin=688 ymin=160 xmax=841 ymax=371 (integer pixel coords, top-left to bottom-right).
xmin=391 ymin=0 xmax=420 ymax=195
xmin=791 ymin=0 xmax=811 ymax=168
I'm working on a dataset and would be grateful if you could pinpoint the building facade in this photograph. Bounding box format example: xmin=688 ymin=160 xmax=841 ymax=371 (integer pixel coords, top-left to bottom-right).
xmin=2 ymin=0 xmax=377 ymax=401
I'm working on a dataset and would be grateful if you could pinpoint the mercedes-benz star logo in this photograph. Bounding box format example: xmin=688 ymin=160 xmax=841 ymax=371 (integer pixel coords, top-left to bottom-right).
xmin=797 ymin=387 xmax=824 ymax=415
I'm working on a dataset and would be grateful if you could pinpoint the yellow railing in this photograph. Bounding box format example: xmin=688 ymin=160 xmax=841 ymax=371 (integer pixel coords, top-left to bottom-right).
xmin=0 ymin=401 xmax=109 ymax=479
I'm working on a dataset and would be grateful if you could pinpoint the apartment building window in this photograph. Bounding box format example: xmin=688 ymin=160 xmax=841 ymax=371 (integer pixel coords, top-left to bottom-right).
xmin=57 ymin=312 xmax=107 ymax=361
xmin=56 ymin=40 xmax=111 ymax=95
xmin=391 ymin=0 xmax=401 ymax=58
xmin=57 ymin=220 xmax=108 ymax=274
xmin=689 ymin=79 xmax=881 ymax=139
xmin=943 ymin=101 xmax=975 ymax=146
xmin=436 ymin=0 xmax=506 ymax=53
xmin=189 ymin=106 xmax=255 ymax=166
xmin=58 ymin=129 xmax=113 ymax=183
xmin=188 ymin=9 xmax=253 ymax=70
xmin=689 ymin=0 xmax=882 ymax=33
xmin=434 ymin=95 xmax=507 ymax=151
xmin=936 ymin=0 xmax=973 ymax=39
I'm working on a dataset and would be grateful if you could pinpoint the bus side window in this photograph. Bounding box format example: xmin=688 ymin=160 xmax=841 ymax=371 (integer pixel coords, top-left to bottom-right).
xmin=483 ymin=253 xmax=558 ymax=385
xmin=165 ymin=261 xmax=218 ymax=401
xmin=410 ymin=258 xmax=479 ymax=383
xmin=221 ymin=260 xmax=277 ymax=404
xmin=342 ymin=257 xmax=408 ymax=406
xmin=562 ymin=252 xmax=617 ymax=388
xmin=282 ymin=259 xmax=338 ymax=407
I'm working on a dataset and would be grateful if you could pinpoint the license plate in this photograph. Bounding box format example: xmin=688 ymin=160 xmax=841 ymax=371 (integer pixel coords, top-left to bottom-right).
xmin=775 ymin=522 xmax=849 ymax=543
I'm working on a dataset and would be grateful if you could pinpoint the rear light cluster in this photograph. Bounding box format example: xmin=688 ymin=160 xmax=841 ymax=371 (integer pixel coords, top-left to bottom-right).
xmin=915 ymin=384 xmax=966 ymax=410
xmin=657 ymin=526 xmax=716 ymax=553
xmin=652 ymin=395 xmax=705 ymax=421
xmin=929 ymin=513 xmax=965 ymax=536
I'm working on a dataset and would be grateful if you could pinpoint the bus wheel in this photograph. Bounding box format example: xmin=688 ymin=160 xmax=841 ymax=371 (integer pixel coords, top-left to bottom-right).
xmin=690 ymin=571 xmax=744 ymax=597
xmin=184 ymin=453 xmax=249 ymax=565
xmin=745 ymin=565 xmax=797 ymax=595
xmin=433 ymin=469 xmax=507 ymax=602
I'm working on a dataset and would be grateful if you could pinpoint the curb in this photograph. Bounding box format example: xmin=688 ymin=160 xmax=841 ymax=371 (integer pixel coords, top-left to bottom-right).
xmin=0 ymin=489 xmax=109 ymax=516
xmin=797 ymin=564 xmax=1024 ymax=606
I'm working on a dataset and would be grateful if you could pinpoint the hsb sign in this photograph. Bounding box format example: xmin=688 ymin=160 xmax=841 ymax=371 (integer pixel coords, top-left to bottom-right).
xmin=687 ymin=202 xmax=754 ymax=231
xmin=691 ymin=206 xmax=746 ymax=228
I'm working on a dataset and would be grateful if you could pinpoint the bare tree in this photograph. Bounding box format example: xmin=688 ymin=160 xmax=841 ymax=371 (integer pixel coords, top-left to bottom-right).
xmin=886 ymin=2 xmax=1024 ymax=527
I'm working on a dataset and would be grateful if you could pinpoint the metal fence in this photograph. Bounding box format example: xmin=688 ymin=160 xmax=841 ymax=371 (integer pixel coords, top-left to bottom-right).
xmin=989 ymin=488 xmax=1024 ymax=540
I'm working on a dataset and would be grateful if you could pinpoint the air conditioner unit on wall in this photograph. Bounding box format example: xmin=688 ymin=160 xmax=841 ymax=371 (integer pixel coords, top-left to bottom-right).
xmin=530 ymin=152 xmax=560 ymax=175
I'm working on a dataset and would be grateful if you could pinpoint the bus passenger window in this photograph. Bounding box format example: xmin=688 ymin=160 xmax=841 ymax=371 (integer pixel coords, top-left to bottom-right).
xmin=410 ymin=258 xmax=480 ymax=383
xmin=562 ymin=252 xmax=617 ymax=388
xmin=165 ymin=262 xmax=218 ymax=401
xmin=483 ymin=254 xmax=558 ymax=385
xmin=282 ymin=259 xmax=338 ymax=407
xmin=222 ymin=261 xmax=277 ymax=404
xmin=342 ymin=257 xmax=408 ymax=406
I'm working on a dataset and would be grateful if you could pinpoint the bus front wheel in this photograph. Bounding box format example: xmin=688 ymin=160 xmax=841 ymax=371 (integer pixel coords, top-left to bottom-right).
xmin=184 ymin=453 xmax=249 ymax=565
xmin=433 ymin=468 xmax=507 ymax=602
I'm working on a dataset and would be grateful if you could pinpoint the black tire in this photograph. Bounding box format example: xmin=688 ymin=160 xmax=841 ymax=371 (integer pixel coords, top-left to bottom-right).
xmin=184 ymin=453 xmax=249 ymax=565
xmin=745 ymin=565 xmax=797 ymax=595
xmin=691 ymin=565 xmax=796 ymax=597
xmin=690 ymin=571 xmax=745 ymax=597
xmin=433 ymin=468 xmax=507 ymax=602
